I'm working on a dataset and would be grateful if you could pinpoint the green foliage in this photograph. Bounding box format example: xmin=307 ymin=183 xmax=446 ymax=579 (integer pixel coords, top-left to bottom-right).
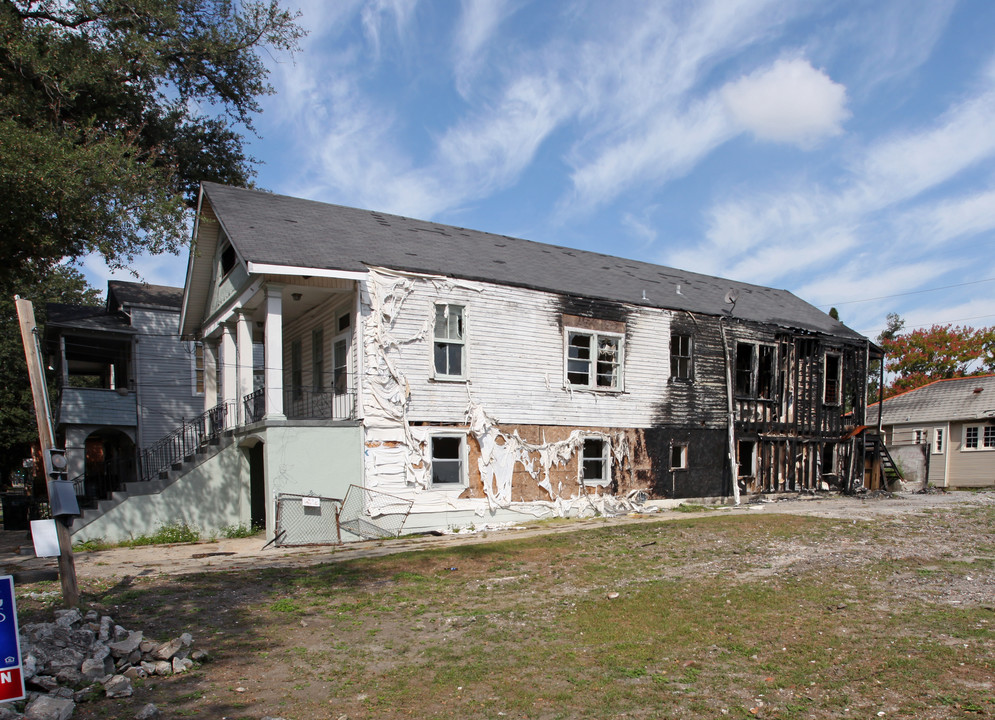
xmin=219 ymin=522 xmax=262 ymax=539
xmin=270 ymin=598 xmax=302 ymax=614
xmin=124 ymin=522 xmax=200 ymax=546
xmin=72 ymin=537 xmax=112 ymax=553
xmin=0 ymin=0 xmax=304 ymax=282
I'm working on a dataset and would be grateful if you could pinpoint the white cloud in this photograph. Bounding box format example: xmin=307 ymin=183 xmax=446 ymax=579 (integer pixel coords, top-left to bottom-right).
xmin=361 ymin=0 xmax=419 ymax=57
xmin=720 ymin=58 xmax=850 ymax=146
xmin=453 ymin=0 xmax=517 ymax=97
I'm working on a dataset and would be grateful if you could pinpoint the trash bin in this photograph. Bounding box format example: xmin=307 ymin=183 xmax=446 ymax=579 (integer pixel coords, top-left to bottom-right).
xmin=1 ymin=493 xmax=31 ymax=531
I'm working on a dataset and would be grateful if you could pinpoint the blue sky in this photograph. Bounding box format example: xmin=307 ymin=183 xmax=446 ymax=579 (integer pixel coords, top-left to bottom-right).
xmin=84 ymin=0 xmax=995 ymax=341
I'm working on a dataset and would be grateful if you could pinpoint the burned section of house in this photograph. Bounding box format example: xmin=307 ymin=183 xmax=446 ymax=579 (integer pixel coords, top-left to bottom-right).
xmin=72 ymin=181 xmax=878 ymax=543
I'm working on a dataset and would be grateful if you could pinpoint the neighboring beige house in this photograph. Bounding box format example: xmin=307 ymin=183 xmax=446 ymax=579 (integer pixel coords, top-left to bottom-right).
xmin=874 ymin=375 xmax=995 ymax=489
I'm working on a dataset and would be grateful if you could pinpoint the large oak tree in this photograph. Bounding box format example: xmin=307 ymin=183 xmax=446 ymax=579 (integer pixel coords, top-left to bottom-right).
xmin=0 ymin=0 xmax=303 ymax=282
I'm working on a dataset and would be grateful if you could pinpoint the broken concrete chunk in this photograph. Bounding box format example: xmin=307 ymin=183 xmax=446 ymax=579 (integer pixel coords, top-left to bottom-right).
xmin=81 ymin=657 xmax=109 ymax=682
xmin=113 ymin=625 xmax=129 ymax=642
xmin=151 ymin=638 xmax=182 ymax=661
xmin=153 ymin=660 xmax=172 ymax=676
xmin=179 ymin=632 xmax=193 ymax=647
xmin=98 ymin=617 xmax=113 ymax=643
xmin=83 ymin=610 xmax=99 ymax=623
xmin=108 ymin=631 xmax=143 ymax=658
xmin=135 ymin=704 xmax=161 ymax=720
xmin=53 ymin=609 xmax=82 ymax=629
xmin=190 ymin=649 xmax=209 ymax=663
xmin=172 ymin=657 xmax=194 ymax=674
xmin=24 ymin=695 xmax=75 ymax=720
xmin=123 ymin=666 xmax=146 ymax=680
xmin=138 ymin=640 xmax=155 ymax=654
xmin=28 ymin=675 xmax=59 ymax=692
xmin=104 ymin=674 xmax=133 ymax=698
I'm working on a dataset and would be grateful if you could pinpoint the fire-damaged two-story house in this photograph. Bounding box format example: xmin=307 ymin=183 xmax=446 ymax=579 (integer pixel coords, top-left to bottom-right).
xmin=70 ymin=183 xmax=881 ymax=545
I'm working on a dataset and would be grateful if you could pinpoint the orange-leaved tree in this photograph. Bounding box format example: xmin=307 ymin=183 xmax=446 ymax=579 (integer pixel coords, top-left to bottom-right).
xmin=882 ymin=324 xmax=995 ymax=396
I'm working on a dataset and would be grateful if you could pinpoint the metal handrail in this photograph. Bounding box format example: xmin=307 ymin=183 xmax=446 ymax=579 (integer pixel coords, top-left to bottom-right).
xmin=139 ymin=400 xmax=237 ymax=482
xmin=243 ymin=388 xmax=265 ymax=424
xmin=284 ymin=388 xmax=356 ymax=420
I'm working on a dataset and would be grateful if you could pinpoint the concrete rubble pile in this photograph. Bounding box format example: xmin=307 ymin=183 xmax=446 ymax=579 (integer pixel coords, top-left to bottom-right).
xmin=1 ymin=608 xmax=207 ymax=720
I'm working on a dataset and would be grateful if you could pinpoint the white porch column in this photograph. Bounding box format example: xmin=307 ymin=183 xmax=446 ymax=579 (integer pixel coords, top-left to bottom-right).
xmin=236 ymin=310 xmax=254 ymax=421
xmin=220 ymin=323 xmax=237 ymax=408
xmin=203 ymin=339 xmax=219 ymax=413
xmin=264 ymin=284 xmax=286 ymax=420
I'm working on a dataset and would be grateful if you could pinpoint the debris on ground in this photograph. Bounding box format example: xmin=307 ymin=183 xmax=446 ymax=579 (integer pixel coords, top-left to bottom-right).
xmin=5 ymin=608 xmax=205 ymax=719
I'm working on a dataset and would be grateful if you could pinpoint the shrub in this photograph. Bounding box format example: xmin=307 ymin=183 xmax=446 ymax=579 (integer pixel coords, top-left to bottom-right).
xmin=124 ymin=522 xmax=200 ymax=546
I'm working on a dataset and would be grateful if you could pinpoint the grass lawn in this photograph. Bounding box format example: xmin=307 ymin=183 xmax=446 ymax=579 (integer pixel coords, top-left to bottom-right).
xmin=19 ymin=503 xmax=995 ymax=719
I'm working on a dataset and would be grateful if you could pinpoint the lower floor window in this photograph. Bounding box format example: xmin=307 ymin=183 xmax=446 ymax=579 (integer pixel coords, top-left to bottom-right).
xmin=581 ymin=438 xmax=609 ymax=484
xmin=431 ymin=435 xmax=465 ymax=487
xmin=737 ymin=440 xmax=755 ymax=477
xmin=670 ymin=443 xmax=688 ymax=470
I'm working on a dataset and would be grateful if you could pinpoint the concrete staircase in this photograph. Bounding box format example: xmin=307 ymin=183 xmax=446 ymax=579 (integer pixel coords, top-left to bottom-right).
xmin=72 ymin=431 xmax=236 ymax=534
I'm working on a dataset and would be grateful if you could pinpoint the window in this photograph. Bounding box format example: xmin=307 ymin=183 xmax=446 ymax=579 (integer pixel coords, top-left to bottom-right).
xmin=192 ymin=342 xmax=205 ymax=395
xmin=824 ymin=353 xmax=842 ymax=405
xmin=290 ymin=339 xmax=302 ymax=400
xmin=580 ymin=438 xmax=609 ymax=485
xmin=566 ymin=330 xmax=623 ymax=390
xmin=219 ymin=240 xmax=237 ymax=277
xmin=821 ymin=444 xmax=835 ymax=475
xmin=433 ymin=304 xmax=466 ymax=379
xmin=965 ymin=425 xmax=995 ymax=450
xmin=670 ymin=443 xmax=688 ymax=470
xmin=933 ymin=428 xmax=944 ymax=455
xmin=311 ymin=328 xmax=324 ymax=391
xmin=913 ymin=428 xmax=928 ymax=445
xmin=338 ymin=312 xmax=351 ymax=333
xmin=671 ymin=333 xmax=693 ymax=381
xmin=735 ymin=342 xmax=775 ymax=399
xmin=737 ymin=440 xmax=755 ymax=478
xmin=430 ymin=435 xmax=465 ymax=487
xmin=333 ymin=337 xmax=349 ymax=393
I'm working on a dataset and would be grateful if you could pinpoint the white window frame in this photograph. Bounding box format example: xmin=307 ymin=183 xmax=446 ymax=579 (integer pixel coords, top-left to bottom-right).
xmin=932 ymin=427 xmax=944 ymax=455
xmin=429 ymin=433 xmax=468 ymax=489
xmin=564 ymin=328 xmax=624 ymax=392
xmin=332 ymin=332 xmax=351 ymax=394
xmin=913 ymin=428 xmax=929 ymax=445
xmin=670 ymin=442 xmax=688 ymax=470
xmin=432 ymin=304 xmax=467 ymax=381
xmin=579 ymin=437 xmax=611 ymax=487
xmin=191 ymin=341 xmax=205 ymax=396
xmin=964 ymin=425 xmax=995 ymax=451
xmin=737 ymin=440 xmax=756 ymax=478
xmin=671 ymin=333 xmax=693 ymax=382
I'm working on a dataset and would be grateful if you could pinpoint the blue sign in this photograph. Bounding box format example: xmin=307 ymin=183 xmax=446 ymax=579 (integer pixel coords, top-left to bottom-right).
xmin=0 ymin=577 xmax=24 ymax=703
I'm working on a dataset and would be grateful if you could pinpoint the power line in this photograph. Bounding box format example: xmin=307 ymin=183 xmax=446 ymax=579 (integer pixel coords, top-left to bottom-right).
xmin=819 ymin=277 xmax=995 ymax=308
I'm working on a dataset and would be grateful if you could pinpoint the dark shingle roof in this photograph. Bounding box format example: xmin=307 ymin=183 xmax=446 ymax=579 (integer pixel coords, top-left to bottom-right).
xmin=108 ymin=281 xmax=183 ymax=310
xmin=203 ymin=182 xmax=866 ymax=342
xmin=875 ymin=375 xmax=995 ymax=424
xmin=45 ymin=304 xmax=133 ymax=334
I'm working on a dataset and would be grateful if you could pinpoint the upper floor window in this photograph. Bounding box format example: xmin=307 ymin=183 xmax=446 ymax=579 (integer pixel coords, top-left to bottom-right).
xmin=433 ymin=304 xmax=466 ymax=379
xmin=913 ymin=428 xmax=929 ymax=445
xmin=566 ymin=330 xmax=623 ymax=391
xmin=671 ymin=333 xmax=693 ymax=381
xmin=964 ymin=425 xmax=995 ymax=450
xmin=219 ymin=240 xmax=237 ymax=277
xmin=580 ymin=438 xmax=610 ymax=485
xmin=824 ymin=352 xmax=842 ymax=405
xmin=192 ymin=342 xmax=205 ymax=395
xmin=312 ymin=328 xmax=324 ymax=390
xmin=735 ymin=342 xmax=775 ymax=399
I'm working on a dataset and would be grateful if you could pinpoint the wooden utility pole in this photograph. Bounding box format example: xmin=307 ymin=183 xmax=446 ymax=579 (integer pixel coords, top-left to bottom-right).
xmin=14 ymin=296 xmax=80 ymax=608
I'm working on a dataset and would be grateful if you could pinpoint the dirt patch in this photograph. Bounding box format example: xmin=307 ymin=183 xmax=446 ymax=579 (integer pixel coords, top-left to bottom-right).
xmin=12 ymin=490 xmax=995 ymax=719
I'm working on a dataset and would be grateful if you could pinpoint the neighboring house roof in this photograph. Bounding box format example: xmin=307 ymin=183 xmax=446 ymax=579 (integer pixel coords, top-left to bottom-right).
xmin=196 ymin=182 xmax=868 ymax=343
xmin=873 ymin=375 xmax=995 ymax=424
xmin=107 ymin=281 xmax=183 ymax=310
xmin=45 ymin=304 xmax=134 ymax=334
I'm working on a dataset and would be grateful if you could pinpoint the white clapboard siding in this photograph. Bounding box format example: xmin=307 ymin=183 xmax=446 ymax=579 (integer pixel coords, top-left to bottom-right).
xmin=365 ymin=276 xmax=674 ymax=429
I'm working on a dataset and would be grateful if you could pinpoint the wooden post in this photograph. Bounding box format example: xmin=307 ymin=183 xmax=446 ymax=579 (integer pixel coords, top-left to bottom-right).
xmin=14 ymin=296 xmax=80 ymax=608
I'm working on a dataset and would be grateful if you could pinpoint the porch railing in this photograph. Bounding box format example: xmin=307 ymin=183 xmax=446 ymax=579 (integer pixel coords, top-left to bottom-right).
xmin=139 ymin=400 xmax=237 ymax=482
xmin=243 ymin=388 xmax=265 ymax=424
xmin=284 ymin=388 xmax=356 ymax=420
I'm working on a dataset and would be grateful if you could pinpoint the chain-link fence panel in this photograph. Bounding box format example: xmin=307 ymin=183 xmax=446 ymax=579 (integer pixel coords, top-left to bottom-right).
xmin=338 ymin=485 xmax=413 ymax=540
xmin=273 ymin=493 xmax=342 ymax=547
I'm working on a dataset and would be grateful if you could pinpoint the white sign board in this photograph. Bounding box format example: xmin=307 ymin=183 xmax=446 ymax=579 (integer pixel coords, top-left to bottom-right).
xmin=29 ymin=520 xmax=60 ymax=558
xmin=301 ymin=496 xmax=321 ymax=508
